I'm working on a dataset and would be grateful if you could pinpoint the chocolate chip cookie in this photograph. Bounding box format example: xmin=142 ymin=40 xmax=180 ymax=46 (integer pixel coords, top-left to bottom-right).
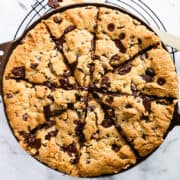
xmin=3 ymin=5 xmax=178 ymax=177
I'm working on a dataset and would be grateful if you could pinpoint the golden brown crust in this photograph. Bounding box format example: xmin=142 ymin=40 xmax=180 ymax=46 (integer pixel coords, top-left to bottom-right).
xmin=2 ymin=6 xmax=178 ymax=177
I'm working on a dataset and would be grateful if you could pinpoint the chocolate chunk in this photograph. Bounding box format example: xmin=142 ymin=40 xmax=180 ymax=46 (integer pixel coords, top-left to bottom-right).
xmin=112 ymin=144 xmax=121 ymax=152
xmin=6 ymin=93 xmax=13 ymax=98
xmin=141 ymin=115 xmax=149 ymax=122
xmin=45 ymin=130 xmax=58 ymax=140
xmin=105 ymin=95 xmax=114 ymax=104
xmin=143 ymin=96 xmax=151 ymax=112
xmin=70 ymin=156 xmax=79 ymax=164
xmin=114 ymin=39 xmax=126 ymax=53
xmin=117 ymin=62 xmax=132 ymax=75
xmin=53 ymin=16 xmax=62 ymax=24
xmin=44 ymin=120 xmax=56 ymax=128
xmin=62 ymin=142 xmax=77 ymax=156
xmin=64 ymin=25 xmax=76 ymax=34
xmin=146 ymin=68 xmax=155 ymax=77
xmin=44 ymin=81 xmax=56 ymax=90
xmin=59 ymin=76 xmax=74 ymax=90
xmin=141 ymin=74 xmax=153 ymax=82
xmin=94 ymin=55 xmax=100 ymax=60
xmin=101 ymin=118 xmax=114 ymax=128
xmin=110 ymin=54 xmax=120 ymax=65
xmin=47 ymin=95 xmax=54 ymax=102
xmin=48 ymin=0 xmax=61 ymax=9
xmin=29 ymin=138 xmax=41 ymax=149
xmin=75 ymin=121 xmax=85 ymax=143
xmin=20 ymin=131 xmax=41 ymax=149
xmin=157 ymin=77 xmax=166 ymax=85
xmin=119 ymin=33 xmax=126 ymax=40
xmin=51 ymin=109 xmax=65 ymax=117
xmin=43 ymin=105 xmax=51 ymax=120
xmin=30 ymin=63 xmax=38 ymax=69
xmin=23 ymin=113 xmax=28 ymax=121
xmin=101 ymin=76 xmax=111 ymax=91
xmin=87 ymin=63 xmax=95 ymax=73
xmin=12 ymin=66 xmax=25 ymax=78
xmin=107 ymin=23 xmax=115 ymax=31
xmin=55 ymin=36 xmax=65 ymax=51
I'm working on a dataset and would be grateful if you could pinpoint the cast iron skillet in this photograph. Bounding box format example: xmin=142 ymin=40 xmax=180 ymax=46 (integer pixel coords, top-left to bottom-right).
xmin=0 ymin=2 xmax=180 ymax=177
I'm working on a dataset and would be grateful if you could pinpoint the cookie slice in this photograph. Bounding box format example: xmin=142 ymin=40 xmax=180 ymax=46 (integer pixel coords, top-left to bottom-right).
xmin=4 ymin=22 xmax=78 ymax=89
xmin=99 ymin=94 xmax=177 ymax=156
xmin=96 ymin=7 xmax=160 ymax=66
xmin=78 ymin=137 xmax=136 ymax=177
xmin=93 ymin=46 xmax=178 ymax=98
xmin=19 ymin=123 xmax=79 ymax=176
xmin=63 ymin=29 xmax=94 ymax=87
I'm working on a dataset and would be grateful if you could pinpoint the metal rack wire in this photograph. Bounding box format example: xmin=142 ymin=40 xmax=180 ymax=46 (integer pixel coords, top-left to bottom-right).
xmin=13 ymin=0 xmax=179 ymax=62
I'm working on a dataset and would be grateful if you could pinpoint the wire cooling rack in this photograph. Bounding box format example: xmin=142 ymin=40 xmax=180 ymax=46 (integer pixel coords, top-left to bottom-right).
xmin=13 ymin=0 xmax=179 ymax=62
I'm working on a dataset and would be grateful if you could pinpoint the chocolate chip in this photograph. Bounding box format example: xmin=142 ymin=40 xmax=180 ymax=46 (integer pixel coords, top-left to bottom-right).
xmin=23 ymin=113 xmax=28 ymax=121
xmin=114 ymin=39 xmax=126 ymax=53
xmin=105 ymin=95 xmax=114 ymax=104
xmin=53 ymin=16 xmax=62 ymax=24
xmin=45 ymin=130 xmax=58 ymax=140
xmin=119 ymin=33 xmax=126 ymax=40
xmin=44 ymin=120 xmax=56 ymax=128
xmin=141 ymin=74 xmax=153 ymax=82
xmin=146 ymin=68 xmax=155 ymax=77
xmin=12 ymin=66 xmax=25 ymax=78
xmin=142 ymin=96 xmax=151 ymax=112
xmin=138 ymin=38 xmax=142 ymax=44
xmin=48 ymin=0 xmax=61 ymax=9
xmin=117 ymin=62 xmax=132 ymax=75
xmin=6 ymin=93 xmax=13 ymax=98
xmin=75 ymin=121 xmax=85 ymax=143
xmin=62 ymin=142 xmax=77 ymax=156
xmin=125 ymin=104 xmax=132 ymax=108
xmin=64 ymin=25 xmax=76 ymax=34
xmin=101 ymin=118 xmax=114 ymax=128
xmin=112 ymin=144 xmax=121 ymax=152
xmin=44 ymin=81 xmax=56 ymax=91
xmin=107 ymin=23 xmax=115 ymax=31
xmin=30 ymin=63 xmax=38 ymax=69
xmin=101 ymin=76 xmax=111 ymax=91
xmin=157 ymin=77 xmax=166 ymax=85
xmin=55 ymin=36 xmax=65 ymax=51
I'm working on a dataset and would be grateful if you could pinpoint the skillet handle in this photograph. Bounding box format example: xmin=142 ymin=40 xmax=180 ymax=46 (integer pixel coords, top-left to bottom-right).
xmin=0 ymin=41 xmax=14 ymax=94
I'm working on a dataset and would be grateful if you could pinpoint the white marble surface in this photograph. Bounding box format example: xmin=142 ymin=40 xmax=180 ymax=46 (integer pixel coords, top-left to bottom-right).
xmin=0 ymin=0 xmax=180 ymax=180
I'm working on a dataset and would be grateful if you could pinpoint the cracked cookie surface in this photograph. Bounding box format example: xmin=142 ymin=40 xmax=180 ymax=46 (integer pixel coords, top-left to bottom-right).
xmin=3 ymin=5 xmax=178 ymax=177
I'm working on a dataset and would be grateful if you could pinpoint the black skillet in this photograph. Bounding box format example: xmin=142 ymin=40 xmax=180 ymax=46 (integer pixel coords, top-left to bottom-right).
xmin=0 ymin=2 xmax=180 ymax=176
